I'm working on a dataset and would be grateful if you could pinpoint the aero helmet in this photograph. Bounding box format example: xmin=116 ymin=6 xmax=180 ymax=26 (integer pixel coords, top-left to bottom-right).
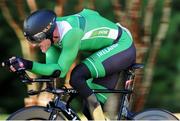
xmin=23 ymin=9 xmax=56 ymax=43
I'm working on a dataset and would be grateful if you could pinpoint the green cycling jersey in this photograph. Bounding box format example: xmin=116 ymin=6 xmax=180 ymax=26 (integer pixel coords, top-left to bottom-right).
xmin=31 ymin=9 xmax=132 ymax=78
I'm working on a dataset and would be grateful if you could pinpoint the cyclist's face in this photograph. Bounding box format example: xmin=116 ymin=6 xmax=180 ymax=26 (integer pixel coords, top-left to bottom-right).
xmin=52 ymin=25 xmax=60 ymax=44
xmin=33 ymin=25 xmax=59 ymax=53
xmin=38 ymin=39 xmax=51 ymax=53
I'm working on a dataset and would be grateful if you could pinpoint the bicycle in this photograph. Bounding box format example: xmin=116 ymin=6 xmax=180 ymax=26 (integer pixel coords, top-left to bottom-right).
xmin=2 ymin=61 xmax=179 ymax=120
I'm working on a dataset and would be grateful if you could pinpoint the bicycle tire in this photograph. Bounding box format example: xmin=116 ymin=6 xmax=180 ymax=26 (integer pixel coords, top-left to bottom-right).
xmin=132 ymin=109 xmax=179 ymax=120
xmin=7 ymin=106 xmax=65 ymax=120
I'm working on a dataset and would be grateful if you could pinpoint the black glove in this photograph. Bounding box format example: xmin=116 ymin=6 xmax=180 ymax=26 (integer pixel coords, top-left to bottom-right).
xmin=7 ymin=56 xmax=33 ymax=72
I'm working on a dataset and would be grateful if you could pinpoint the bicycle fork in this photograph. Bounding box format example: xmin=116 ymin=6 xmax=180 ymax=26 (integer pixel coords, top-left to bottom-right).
xmin=47 ymin=96 xmax=80 ymax=120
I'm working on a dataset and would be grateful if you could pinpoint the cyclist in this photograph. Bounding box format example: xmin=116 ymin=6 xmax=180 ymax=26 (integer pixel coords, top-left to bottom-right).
xmin=8 ymin=9 xmax=136 ymax=120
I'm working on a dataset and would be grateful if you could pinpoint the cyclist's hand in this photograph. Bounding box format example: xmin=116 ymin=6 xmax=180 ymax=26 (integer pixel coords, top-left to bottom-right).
xmin=8 ymin=57 xmax=26 ymax=72
xmin=3 ymin=56 xmax=33 ymax=72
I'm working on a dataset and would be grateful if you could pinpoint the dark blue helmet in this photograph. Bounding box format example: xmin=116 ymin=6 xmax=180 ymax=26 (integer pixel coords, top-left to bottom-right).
xmin=23 ymin=9 xmax=56 ymax=43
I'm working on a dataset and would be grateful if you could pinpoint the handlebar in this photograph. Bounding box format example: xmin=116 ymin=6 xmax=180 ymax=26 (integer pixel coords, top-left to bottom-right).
xmin=2 ymin=60 xmax=66 ymax=96
xmin=2 ymin=60 xmax=60 ymax=83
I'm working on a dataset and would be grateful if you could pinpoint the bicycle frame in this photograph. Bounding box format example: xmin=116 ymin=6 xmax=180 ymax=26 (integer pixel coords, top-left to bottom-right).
xmin=45 ymin=89 xmax=133 ymax=120
xmin=44 ymin=68 xmax=136 ymax=120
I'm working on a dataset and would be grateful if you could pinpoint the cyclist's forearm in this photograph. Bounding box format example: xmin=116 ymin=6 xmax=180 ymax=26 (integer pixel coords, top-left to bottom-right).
xmin=30 ymin=61 xmax=61 ymax=76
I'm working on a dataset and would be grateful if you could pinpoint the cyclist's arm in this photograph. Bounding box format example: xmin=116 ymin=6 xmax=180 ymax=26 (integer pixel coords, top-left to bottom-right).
xmin=30 ymin=28 xmax=83 ymax=77
xmin=57 ymin=28 xmax=83 ymax=77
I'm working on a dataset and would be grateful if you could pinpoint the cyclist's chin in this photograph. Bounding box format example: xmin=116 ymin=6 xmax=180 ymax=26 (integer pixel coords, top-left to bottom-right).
xmin=40 ymin=46 xmax=49 ymax=53
xmin=41 ymin=50 xmax=46 ymax=53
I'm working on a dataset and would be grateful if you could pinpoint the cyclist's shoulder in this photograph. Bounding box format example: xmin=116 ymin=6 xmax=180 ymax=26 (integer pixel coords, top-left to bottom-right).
xmin=56 ymin=16 xmax=79 ymax=28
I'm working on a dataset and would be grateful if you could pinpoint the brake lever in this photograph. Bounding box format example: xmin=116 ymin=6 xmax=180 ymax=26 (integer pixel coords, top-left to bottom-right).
xmin=1 ymin=60 xmax=11 ymax=67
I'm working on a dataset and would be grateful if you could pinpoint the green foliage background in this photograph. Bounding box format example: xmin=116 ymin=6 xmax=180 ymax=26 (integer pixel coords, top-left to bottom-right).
xmin=145 ymin=0 xmax=180 ymax=112
xmin=0 ymin=0 xmax=179 ymax=114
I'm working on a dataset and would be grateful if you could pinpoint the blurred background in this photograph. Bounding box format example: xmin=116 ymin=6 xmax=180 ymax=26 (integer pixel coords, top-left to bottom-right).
xmin=0 ymin=0 xmax=179 ymax=118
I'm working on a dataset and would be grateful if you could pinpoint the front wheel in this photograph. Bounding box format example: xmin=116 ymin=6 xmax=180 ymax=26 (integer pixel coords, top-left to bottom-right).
xmin=7 ymin=106 xmax=65 ymax=120
xmin=132 ymin=109 xmax=179 ymax=120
